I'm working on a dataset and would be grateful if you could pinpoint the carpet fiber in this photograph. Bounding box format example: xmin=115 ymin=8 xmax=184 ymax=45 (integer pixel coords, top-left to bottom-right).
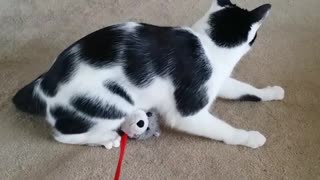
xmin=1 ymin=0 xmax=319 ymax=179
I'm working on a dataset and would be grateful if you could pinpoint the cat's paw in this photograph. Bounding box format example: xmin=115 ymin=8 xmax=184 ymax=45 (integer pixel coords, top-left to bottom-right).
xmin=103 ymin=142 xmax=113 ymax=150
xmin=225 ymin=130 xmax=266 ymax=148
xmin=112 ymin=136 xmax=121 ymax=148
xmin=102 ymin=136 xmax=121 ymax=149
xmin=246 ymin=131 xmax=266 ymax=149
xmin=262 ymin=86 xmax=285 ymax=101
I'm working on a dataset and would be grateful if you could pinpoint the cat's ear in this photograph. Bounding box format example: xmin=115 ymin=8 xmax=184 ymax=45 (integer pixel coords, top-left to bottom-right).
xmin=216 ymin=0 xmax=232 ymax=7
xmin=250 ymin=4 xmax=272 ymax=23
xmin=210 ymin=0 xmax=233 ymax=12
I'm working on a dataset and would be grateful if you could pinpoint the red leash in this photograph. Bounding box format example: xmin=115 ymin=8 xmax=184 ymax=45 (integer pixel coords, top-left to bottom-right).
xmin=114 ymin=134 xmax=128 ymax=180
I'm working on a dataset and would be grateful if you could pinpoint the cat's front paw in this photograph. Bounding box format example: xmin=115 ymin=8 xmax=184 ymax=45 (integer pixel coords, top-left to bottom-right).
xmin=112 ymin=136 xmax=121 ymax=148
xmin=262 ymin=86 xmax=285 ymax=101
xmin=102 ymin=136 xmax=121 ymax=150
xmin=225 ymin=130 xmax=266 ymax=148
xmin=246 ymin=131 xmax=266 ymax=149
xmin=103 ymin=142 xmax=114 ymax=150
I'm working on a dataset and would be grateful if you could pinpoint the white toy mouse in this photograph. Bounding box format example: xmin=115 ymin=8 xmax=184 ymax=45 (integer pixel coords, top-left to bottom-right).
xmin=120 ymin=110 xmax=149 ymax=138
xmin=132 ymin=109 xmax=161 ymax=140
xmin=120 ymin=109 xmax=161 ymax=139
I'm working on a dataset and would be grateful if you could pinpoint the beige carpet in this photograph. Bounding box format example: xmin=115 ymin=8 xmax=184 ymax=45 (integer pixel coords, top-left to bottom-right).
xmin=1 ymin=0 xmax=319 ymax=179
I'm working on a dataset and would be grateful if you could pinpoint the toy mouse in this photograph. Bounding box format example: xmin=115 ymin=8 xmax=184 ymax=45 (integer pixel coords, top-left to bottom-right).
xmin=120 ymin=109 xmax=161 ymax=140
xmin=115 ymin=109 xmax=161 ymax=180
xmin=120 ymin=110 xmax=149 ymax=137
xmin=132 ymin=109 xmax=161 ymax=140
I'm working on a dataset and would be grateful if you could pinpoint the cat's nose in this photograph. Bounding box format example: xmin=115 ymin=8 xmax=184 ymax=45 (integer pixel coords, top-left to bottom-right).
xmin=137 ymin=120 xmax=145 ymax=128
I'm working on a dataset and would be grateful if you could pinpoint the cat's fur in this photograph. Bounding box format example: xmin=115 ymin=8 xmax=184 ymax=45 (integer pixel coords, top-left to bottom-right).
xmin=12 ymin=0 xmax=284 ymax=149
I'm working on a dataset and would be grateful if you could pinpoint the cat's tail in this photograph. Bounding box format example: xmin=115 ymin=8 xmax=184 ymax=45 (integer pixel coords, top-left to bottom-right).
xmin=12 ymin=74 xmax=47 ymax=116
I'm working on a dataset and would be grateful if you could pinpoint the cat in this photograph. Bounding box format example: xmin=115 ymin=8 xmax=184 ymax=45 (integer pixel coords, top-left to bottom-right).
xmin=12 ymin=0 xmax=284 ymax=149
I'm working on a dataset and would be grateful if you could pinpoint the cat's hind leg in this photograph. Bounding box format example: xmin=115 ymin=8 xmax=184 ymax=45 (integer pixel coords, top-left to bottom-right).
xmin=53 ymin=130 xmax=121 ymax=149
xmin=218 ymin=78 xmax=285 ymax=102
xmin=49 ymin=105 xmax=123 ymax=149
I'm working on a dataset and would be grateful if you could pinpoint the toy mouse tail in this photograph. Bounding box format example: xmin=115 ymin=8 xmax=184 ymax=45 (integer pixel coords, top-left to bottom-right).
xmin=114 ymin=134 xmax=128 ymax=180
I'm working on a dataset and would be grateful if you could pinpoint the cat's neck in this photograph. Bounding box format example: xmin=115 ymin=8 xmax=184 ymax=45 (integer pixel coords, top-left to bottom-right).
xmin=190 ymin=15 xmax=247 ymax=70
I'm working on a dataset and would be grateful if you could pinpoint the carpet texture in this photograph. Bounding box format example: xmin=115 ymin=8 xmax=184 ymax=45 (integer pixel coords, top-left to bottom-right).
xmin=1 ymin=0 xmax=319 ymax=179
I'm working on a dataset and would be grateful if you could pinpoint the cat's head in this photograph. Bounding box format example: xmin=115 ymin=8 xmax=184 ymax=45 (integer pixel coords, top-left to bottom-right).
xmin=207 ymin=0 xmax=271 ymax=49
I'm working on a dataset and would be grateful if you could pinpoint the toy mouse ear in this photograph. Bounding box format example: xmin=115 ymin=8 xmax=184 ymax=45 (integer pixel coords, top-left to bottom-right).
xmin=136 ymin=120 xmax=145 ymax=128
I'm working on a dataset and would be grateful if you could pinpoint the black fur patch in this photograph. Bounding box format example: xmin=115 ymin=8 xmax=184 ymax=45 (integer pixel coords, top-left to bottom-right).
xmin=122 ymin=24 xmax=186 ymax=87
xmin=51 ymin=106 xmax=93 ymax=134
xmin=249 ymin=33 xmax=257 ymax=46
xmin=40 ymin=25 xmax=124 ymax=97
xmin=239 ymin=95 xmax=261 ymax=102
xmin=168 ymin=29 xmax=212 ymax=116
xmin=75 ymin=25 xmax=124 ymax=67
xmin=122 ymin=25 xmax=159 ymax=87
xmin=71 ymin=95 xmax=126 ymax=119
xmin=104 ymin=81 xmax=134 ymax=105
xmin=122 ymin=25 xmax=212 ymax=116
xmin=12 ymin=78 xmax=47 ymax=116
xmin=40 ymin=50 xmax=76 ymax=97
xmin=208 ymin=7 xmax=252 ymax=47
xmin=174 ymin=86 xmax=209 ymax=116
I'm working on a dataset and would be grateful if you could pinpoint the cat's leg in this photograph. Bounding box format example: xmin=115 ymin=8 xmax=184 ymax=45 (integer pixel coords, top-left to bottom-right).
xmin=169 ymin=110 xmax=266 ymax=148
xmin=100 ymin=136 xmax=121 ymax=149
xmin=53 ymin=129 xmax=121 ymax=150
xmin=49 ymin=105 xmax=125 ymax=149
xmin=218 ymin=77 xmax=285 ymax=101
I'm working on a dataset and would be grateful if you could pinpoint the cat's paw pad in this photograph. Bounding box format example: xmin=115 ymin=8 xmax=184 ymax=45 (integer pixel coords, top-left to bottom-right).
xmin=263 ymin=86 xmax=285 ymax=101
xmin=246 ymin=131 xmax=266 ymax=149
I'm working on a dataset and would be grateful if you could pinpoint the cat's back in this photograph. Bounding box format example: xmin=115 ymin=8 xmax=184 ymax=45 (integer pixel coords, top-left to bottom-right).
xmin=13 ymin=22 xmax=212 ymax=121
xmin=39 ymin=22 xmax=209 ymax=95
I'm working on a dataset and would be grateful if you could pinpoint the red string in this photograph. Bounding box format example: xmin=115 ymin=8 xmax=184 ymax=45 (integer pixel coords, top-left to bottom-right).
xmin=114 ymin=134 xmax=128 ymax=180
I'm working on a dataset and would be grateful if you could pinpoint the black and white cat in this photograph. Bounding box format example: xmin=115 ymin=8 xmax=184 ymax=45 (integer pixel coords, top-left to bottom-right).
xmin=13 ymin=0 xmax=284 ymax=149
